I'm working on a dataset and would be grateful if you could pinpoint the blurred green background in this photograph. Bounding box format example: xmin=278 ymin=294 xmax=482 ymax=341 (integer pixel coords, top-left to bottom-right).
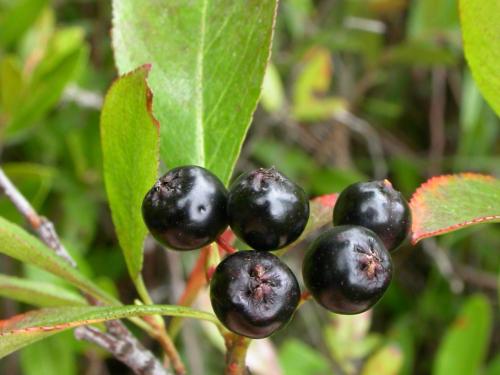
xmin=0 ymin=1 xmax=498 ymax=374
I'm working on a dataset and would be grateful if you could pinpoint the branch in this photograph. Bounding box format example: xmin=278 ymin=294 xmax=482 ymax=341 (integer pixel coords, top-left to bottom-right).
xmin=75 ymin=325 xmax=166 ymax=375
xmin=0 ymin=167 xmax=167 ymax=375
xmin=0 ymin=169 xmax=76 ymax=266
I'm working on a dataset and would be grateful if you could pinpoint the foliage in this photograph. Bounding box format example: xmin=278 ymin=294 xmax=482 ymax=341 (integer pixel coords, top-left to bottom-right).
xmin=460 ymin=0 xmax=500 ymax=116
xmin=101 ymin=64 xmax=159 ymax=285
xmin=0 ymin=1 xmax=499 ymax=374
xmin=112 ymin=0 xmax=278 ymax=185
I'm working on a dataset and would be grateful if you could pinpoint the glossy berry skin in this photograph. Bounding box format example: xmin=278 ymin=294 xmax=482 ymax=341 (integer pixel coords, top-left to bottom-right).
xmin=142 ymin=165 xmax=228 ymax=251
xmin=333 ymin=180 xmax=411 ymax=251
xmin=227 ymin=167 xmax=309 ymax=251
xmin=210 ymin=250 xmax=300 ymax=338
xmin=302 ymin=226 xmax=392 ymax=314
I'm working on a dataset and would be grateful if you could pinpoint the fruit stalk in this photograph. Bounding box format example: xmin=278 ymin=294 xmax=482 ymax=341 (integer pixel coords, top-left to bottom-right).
xmin=143 ymin=315 xmax=186 ymax=375
xmin=224 ymin=333 xmax=251 ymax=375
xmin=168 ymin=246 xmax=212 ymax=338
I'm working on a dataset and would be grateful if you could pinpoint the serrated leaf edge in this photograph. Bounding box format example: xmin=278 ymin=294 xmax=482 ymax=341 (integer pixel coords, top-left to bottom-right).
xmin=409 ymin=173 xmax=500 ymax=244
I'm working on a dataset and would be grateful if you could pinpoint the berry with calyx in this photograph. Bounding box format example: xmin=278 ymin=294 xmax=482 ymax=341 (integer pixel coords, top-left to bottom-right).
xmin=302 ymin=225 xmax=392 ymax=314
xmin=210 ymin=250 xmax=300 ymax=338
xmin=227 ymin=167 xmax=309 ymax=251
xmin=142 ymin=165 xmax=228 ymax=250
xmin=333 ymin=180 xmax=411 ymax=251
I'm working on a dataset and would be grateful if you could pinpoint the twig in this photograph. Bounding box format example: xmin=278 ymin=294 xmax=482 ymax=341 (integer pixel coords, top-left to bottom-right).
xmin=0 ymin=169 xmax=75 ymax=267
xmin=142 ymin=316 xmax=185 ymax=375
xmin=0 ymin=166 xmax=167 ymax=375
xmin=75 ymin=325 xmax=166 ymax=375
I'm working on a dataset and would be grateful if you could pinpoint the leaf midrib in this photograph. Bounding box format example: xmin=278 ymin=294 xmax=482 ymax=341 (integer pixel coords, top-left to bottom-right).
xmin=195 ymin=0 xmax=208 ymax=166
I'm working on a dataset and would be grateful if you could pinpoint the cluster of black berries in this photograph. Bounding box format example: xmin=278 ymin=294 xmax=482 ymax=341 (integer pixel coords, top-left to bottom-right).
xmin=142 ymin=165 xmax=411 ymax=339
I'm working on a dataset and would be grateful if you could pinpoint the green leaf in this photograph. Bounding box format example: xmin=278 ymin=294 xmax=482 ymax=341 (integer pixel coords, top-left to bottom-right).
xmin=485 ymin=355 xmax=500 ymax=375
xmin=0 ymin=216 xmax=116 ymax=305
xmin=278 ymin=339 xmax=331 ymax=375
xmin=460 ymin=0 xmax=500 ymax=116
xmin=0 ymin=274 xmax=86 ymax=307
xmin=20 ymin=332 xmax=77 ymax=375
xmin=0 ymin=56 xmax=23 ymax=115
xmin=112 ymin=0 xmax=278 ymax=185
xmin=292 ymin=46 xmax=347 ymax=121
xmin=5 ymin=28 xmax=86 ymax=139
xmin=457 ymin=70 xmax=499 ymax=162
xmin=101 ymin=64 xmax=159 ymax=284
xmin=0 ymin=0 xmax=48 ymax=47
xmin=433 ymin=295 xmax=492 ymax=375
xmin=409 ymin=173 xmax=500 ymax=244
xmin=361 ymin=344 xmax=403 ymax=375
xmin=0 ymin=305 xmax=219 ymax=358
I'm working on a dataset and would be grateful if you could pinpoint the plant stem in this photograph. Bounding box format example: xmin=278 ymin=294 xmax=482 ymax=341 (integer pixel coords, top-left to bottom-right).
xmin=299 ymin=290 xmax=312 ymax=307
xmin=136 ymin=275 xmax=187 ymax=375
xmin=217 ymin=236 xmax=237 ymax=254
xmin=136 ymin=275 xmax=155 ymax=305
xmin=224 ymin=334 xmax=251 ymax=375
xmin=0 ymin=169 xmax=76 ymax=266
xmin=75 ymin=324 xmax=167 ymax=375
xmin=143 ymin=315 xmax=186 ymax=375
xmin=168 ymin=246 xmax=210 ymax=338
xmin=0 ymin=167 xmax=167 ymax=375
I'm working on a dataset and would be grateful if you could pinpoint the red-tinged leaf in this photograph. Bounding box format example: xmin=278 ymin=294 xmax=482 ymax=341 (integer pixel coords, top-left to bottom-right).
xmin=0 ymin=305 xmax=219 ymax=358
xmin=101 ymin=64 xmax=160 ymax=285
xmin=276 ymin=194 xmax=338 ymax=256
xmin=410 ymin=173 xmax=500 ymax=244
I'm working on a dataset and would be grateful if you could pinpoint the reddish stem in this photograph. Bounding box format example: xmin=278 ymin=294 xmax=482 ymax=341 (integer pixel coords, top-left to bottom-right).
xmin=298 ymin=290 xmax=312 ymax=307
xmin=224 ymin=334 xmax=250 ymax=375
xmin=168 ymin=247 xmax=210 ymax=338
xmin=217 ymin=236 xmax=237 ymax=254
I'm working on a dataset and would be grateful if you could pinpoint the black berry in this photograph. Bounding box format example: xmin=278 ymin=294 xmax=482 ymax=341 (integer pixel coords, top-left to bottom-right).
xmin=227 ymin=167 xmax=309 ymax=251
xmin=333 ymin=180 xmax=411 ymax=251
xmin=302 ymin=226 xmax=392 ymax=314
xmin=210 ymin=250 xmax=300 ymax=338
xmin=142 ymin=165 xmax=228 ymax=250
